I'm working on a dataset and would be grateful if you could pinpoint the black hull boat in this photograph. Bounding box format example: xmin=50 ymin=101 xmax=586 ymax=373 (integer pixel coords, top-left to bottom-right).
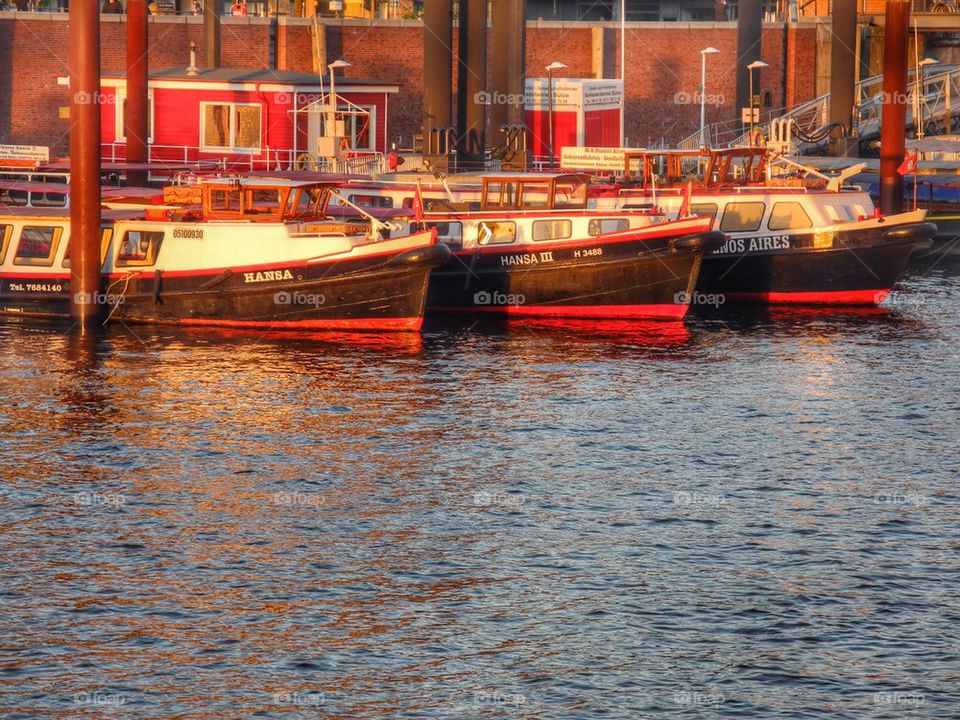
xmin=698 ymin=220 xmax=935 ymax=304
xmin=400 ymin=173 xmax=724 ymax=320
xmin=427 ymin=223 xmax=722 ymax=320
xmin=0 ymin=179 xmax=450 ymax=332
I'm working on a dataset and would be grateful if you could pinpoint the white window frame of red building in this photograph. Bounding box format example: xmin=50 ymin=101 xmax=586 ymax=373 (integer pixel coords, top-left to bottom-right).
xmin=114 ymin=89 xmax=155 ymax=144
xmin=199 ymin=101 xmax=263 ymax=154
xmin=337 ymin=104 xmax=376 ymax=152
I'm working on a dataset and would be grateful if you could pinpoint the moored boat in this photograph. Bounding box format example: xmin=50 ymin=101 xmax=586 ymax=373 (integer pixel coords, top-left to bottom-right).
xmin=0 ymin=178 xmax=450 ymax=332
xmin=406 ymin=173 xmax=724 ymax=320
xmin=595 ymin=148 xmax=936 ymax=305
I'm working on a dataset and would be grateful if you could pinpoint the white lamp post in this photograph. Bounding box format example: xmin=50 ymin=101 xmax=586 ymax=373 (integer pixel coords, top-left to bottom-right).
xmin=700 ymin=47 xmax=719 ymax=147
xmin=327 ymin=59 xmax=351 ymax=142
xmin=747 ymin=60 xmax=769 ymax=145
xmin=545 ymin=61 xmax=567 ymax=170
xmin=917 ymin=57 xmax=938 ymax=139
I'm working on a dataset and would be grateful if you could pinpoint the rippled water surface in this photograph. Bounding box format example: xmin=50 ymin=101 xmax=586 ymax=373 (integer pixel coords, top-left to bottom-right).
xmin=2 ymin=256 xmax=959 ymax=719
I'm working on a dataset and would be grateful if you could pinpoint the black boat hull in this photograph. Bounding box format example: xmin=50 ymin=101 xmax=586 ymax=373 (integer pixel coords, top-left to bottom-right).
xmin=0 ymin=244 xmax=451 ymax=332
xmin=427 ymin=230 xmax=724 ymax=320
xmin=698 ymin=222 xmax=936 ymax=305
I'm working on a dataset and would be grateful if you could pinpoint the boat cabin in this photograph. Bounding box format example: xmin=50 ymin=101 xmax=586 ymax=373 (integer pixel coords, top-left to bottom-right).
xmin=623 ymin=148 xmax=770 ymax=189
xmin=197 ymin=179 xmax=332 ymax=222
xmin=479 ymin=174 xmax=591 ymax=211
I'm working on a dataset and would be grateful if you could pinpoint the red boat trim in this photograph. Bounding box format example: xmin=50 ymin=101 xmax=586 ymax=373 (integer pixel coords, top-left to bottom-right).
xmin=177 ymin=316 xmax=423 ymax=332
xmin=723 ymin=289 xmax=888 ymax=305
xmin=429 ymin=303 xmax=689 ymax=320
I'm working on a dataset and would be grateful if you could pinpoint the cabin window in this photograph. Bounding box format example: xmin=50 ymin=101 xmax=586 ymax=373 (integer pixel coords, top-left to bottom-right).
xmin=520 ymin=182 xmax=551 ymax=208
xmin=13 ymin=226 xmax=62 ymax=267
xmin=116 ymin=230 xmax=163 ymax=267
xmin=532 ymin=219 xmax=572 ymax=242
xmin=690 ymin=203 xmax=719 ymax=225
xmin=553 ymin=180 xmax=589 ymax=209
xmin=768 ymin=202 xmax=813 ymax=230
xmin=335 ymin=105 xmax=376 ymax=151
xmin=63 ymin=228 xmax=114 ymax=269
xmin=824 ymin=204 xmax=858 ymax=223
xmin=429 ymin=221 xmax=463 ymax=250
xmin=720 ymin=202 xmax=766 ymax=232
xmin=402 ymin=197 xmax=414 ymax=209
xmin=485 ymin=182 xmax=518 ymax=209
xmin=349 ymin=194 xmax=393 ymax=208
xmin=588 ymin=218 xmax=630 ymax=236
xmin=209 ymin=188 xmax=242 ymax=213
xmin=0 ymin=224 xmax=11 ymax=263
xmin=477 ymin=221 xmax=516 ymax=245
xmin=115 ymin=90 xmax=155 ymax=144
xmin=201 ymin=103 xmax=262 ymax=152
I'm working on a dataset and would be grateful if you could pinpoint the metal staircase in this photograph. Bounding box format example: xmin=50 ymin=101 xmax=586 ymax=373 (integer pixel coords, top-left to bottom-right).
xmin=678 ymin=64 xmax=960 ymax=153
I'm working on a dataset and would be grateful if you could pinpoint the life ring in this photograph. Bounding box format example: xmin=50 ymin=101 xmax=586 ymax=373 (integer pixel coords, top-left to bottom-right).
xmin=294 ymin=152 xmax=316 ymax=171
xmin=231 ymin=2 xmax=246 ymax=15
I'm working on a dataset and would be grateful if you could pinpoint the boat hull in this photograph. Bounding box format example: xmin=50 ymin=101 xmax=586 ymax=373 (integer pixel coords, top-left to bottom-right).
xmin=0 ymin=245 xmax=451 ymax=332
xmin=697 ymin=223 xmax=936 ymax=305
xmin=427 ymin=230 xmax=723 ymax=321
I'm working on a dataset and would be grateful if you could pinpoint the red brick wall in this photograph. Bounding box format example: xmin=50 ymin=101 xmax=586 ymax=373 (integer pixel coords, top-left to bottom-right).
xmin=0 ymin=16 xmax=819 ymax=156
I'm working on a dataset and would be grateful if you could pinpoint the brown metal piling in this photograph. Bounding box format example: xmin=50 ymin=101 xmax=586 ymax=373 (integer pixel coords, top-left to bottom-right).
xmin=880 ymin=0 xmax=910 ymax=216
xmin=68 ymin=0 xmax=103 ymax=330
xmin=422 ymin=0 xmax=453 ymax=151
xmin=126 ymin=0 xmax=149 ymax=186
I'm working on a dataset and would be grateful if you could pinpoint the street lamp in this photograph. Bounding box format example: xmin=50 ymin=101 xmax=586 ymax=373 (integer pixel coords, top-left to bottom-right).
xmin=545 ymin=61 xmax=567 ymax=170
xmin=699 ymin=47 xmax=719 ymax=147
xmin=917 ymin=57 xmax=938 ymax=139
xmin=327 ymin=59 xmax=351 ymax=142
xmin=747 ymin=60 xmax=769 ymax=146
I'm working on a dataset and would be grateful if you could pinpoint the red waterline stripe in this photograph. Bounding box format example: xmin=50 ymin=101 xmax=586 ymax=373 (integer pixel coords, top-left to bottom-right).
xmin=178 ymin=316 xmax=423 ymax=332
xmin=723 ymin=289 xmax=888 ymax=305
xmin=429 ymin=303 xmax=689 ymax=320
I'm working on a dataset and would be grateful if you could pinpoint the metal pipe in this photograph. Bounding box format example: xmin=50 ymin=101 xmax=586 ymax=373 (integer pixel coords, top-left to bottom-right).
xmin=423 ymin=0 xmax=452 ymax=149
xmin=880 ymin=0 xmax=910 ymax=215
xmin=204 ymin=0 xmax=220 ymax=68
xmin=456 ymin=0 xmax=488 ymax=165
xmin=736 ymin=0 xmax=763 ymax=133
xmin=69 ymin=0 xmax=103 ymax=330
xmin=126 ymin=0 xmax=149 ymax=186
xmin=829 ymin=0 xmax=857 ymax=156
xmin=490 ymin=0 xmax=526 ymax=132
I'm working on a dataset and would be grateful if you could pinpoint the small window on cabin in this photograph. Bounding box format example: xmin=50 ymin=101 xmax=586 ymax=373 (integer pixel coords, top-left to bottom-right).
xmin=429 ymin=221 xmax=463 ymax=249
xmin=477 ymin=221 xmax=516 ymax=245
xmin=14 ymin=226 xmax=62 ymax=266
xmin=116 ymin=230 xmax=163 ymax=267
xmin=209 ymin=188 xmax=242 ymax=213
xmin=0 ymin=224 xmax=12 ymax=263
xmin=588 ymin=218 xmax=630 ymax=236
xmin=63 ymin=228 xmax=113 ymax=269
xmin=532 ymin=219 xmax=572 ymax=242
xmin=3 ymin=189 xmax=28 ymax=206
xmin=349 ymin=194 xmax=394 ymax=208
xmin=521 ymin=182 xmax=551 ymax=208
xmin=554 ymin=180 xmax=588 ymax=208
xmin=248 ymin=188 xmax=283 ymax=214
xmin=485 ymin=182 xmax=518 ymax=209
xmin=402 ymin=197 xmax=414 ymax=209
xmin=720 ymin=202 xmax=766 ymax=232
xmin=32 ymin=191 xmax=67 ymax=208
xmin=768 ymin=202 xmax=813 ymax=230
xmin=824 ymin=204 xmax=857 ymax=223
xmin=690 ymin=203 xmax=719 ymax=225
xmin=202 ymin=103 xmax=261 ymax=151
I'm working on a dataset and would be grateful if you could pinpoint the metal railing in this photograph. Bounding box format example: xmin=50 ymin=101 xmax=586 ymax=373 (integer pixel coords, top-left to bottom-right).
xmin=679 ymin=64 xmax=960 ymax=152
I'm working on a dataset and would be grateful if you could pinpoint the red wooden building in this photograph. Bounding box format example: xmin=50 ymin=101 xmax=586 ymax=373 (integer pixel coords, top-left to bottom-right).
xmin=58 ymin=67 xmax=399 ymax=172
xmin=525 ymin=78 xmax=624 ymax=161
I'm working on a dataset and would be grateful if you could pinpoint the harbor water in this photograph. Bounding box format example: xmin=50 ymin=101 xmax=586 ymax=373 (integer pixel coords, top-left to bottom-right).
xmin=1 ymin=254 xmax=959 ymax=719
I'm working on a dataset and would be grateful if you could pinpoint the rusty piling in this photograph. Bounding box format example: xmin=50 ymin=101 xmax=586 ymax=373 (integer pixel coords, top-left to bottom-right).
xmin=68 ymin=0 xmax=103 ymax=330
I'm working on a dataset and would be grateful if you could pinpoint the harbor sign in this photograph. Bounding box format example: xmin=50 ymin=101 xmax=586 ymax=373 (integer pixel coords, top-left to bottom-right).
xmin=560 ymin=146 xmax=630 ymax=172
xmin=0 ymin=144 xmax=49 ymax=162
